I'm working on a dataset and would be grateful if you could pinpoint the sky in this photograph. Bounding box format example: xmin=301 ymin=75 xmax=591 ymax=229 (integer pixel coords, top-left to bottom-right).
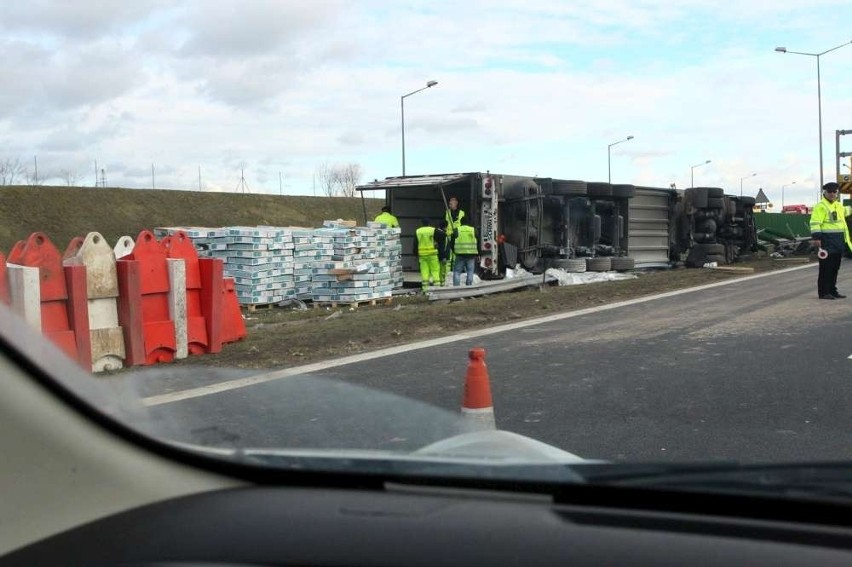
xmin=1 ymin=0 xmax=851 ymax=206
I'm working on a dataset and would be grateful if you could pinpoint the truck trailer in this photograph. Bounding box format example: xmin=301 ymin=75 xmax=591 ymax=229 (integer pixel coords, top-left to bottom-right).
xmin=356 ymin=173 xmax=756 ymax=281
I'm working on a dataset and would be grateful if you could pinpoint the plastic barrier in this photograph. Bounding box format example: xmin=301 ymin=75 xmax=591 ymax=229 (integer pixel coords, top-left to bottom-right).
xmin=114 ymin=236 xmax=135 ymax=260
xmin=8 ymin=233 xmax=79 ymax=362
xmin=64 ymin=263 xmax=93 ymax=370
xmin=163 ymin=231 xmax=210 ymax=355
xmin=0 ymin=251 xmax=9 ymax=305
xmin=221 ymin=277 xmax=247 ymax=344
xmin=120 ymin=230 xmax=176 ymax=365
xmin=199 ymin=258 xmax=224 ymax=354
xmin=63 ymin=232 xmax=127 ymax=372
xmin=7 ymin=264 xmax=40 ymax=329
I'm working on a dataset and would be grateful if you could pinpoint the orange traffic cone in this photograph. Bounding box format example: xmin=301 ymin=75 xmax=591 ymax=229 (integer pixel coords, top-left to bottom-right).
xmin=461 ymin=347 xmax=496 ymax=431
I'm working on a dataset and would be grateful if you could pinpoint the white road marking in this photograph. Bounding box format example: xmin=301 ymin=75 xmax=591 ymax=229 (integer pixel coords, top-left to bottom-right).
xmin=143 ymin=264 xmax=816 ymax=407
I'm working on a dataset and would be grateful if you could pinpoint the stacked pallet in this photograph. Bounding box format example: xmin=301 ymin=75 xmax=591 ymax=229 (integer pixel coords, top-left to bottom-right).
xmin=310 ymin=221 xmax=401 ymax=306
xmin=155 ymin=226 xmax=300 ymax=306
xmin=156 ymin=222 xmax=401 ymax=307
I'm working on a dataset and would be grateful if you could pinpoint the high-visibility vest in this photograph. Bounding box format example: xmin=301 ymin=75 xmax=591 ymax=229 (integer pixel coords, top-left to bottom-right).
xmin=446 ymin=208 xmax=465 ymax=231
xmin=453 ymin=225 xmax=478 ymax=255
xmin=416 ymin=226 xmax=437 ymax=256
xmin=810 ymin=198 xmax=852 ymax=253
xmin=374 ymin=211 xmax=399 ymax=228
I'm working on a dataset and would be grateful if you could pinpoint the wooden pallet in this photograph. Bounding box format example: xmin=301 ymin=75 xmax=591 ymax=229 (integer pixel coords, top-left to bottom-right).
xmin=244 ymin=302 xmax=279 ymax=312
xmin=312 ymin=297 xmax=393 ymax=309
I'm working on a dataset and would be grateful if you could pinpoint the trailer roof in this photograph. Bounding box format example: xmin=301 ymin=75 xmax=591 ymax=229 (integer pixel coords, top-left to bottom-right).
xmin=356 ymin=173 xmax=471 ymax=191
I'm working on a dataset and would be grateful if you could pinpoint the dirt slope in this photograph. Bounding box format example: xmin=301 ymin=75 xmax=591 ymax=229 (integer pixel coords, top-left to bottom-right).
xmin=0 ymin=185 xmax=381 ymax=251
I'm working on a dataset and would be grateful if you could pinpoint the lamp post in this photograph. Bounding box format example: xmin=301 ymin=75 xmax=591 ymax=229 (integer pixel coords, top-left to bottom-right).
xmin=690 ymin=160 xmax=711 ymax=187
xmin=775 ymin=40 xmax=852 ymax=192
xmin=607 ymin=135 xmax=634 ymax=183
xmin=781 ymin=181 xmax=796 ymax=208
xmin=401 ymin=80 xmax=438 ymax=176
xmin=739 ymin=172 xmax=757 ymax=196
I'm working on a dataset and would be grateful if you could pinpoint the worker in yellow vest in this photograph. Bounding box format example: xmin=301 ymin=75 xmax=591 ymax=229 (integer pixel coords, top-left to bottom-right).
xmin=414 ymin=217 xmax=440 ymax=292
xmin=809 ymin=182 xmax=852 ymax=299
xmin=452 ymin=215 xmax=479 ymax=286
xmin=445 ymin=196 xmax=465 ymax=231
xmin=374 ymin=206 xmax=399 ymax=228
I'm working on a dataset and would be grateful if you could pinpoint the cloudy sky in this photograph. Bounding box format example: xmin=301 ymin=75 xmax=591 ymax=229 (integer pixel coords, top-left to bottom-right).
xmin=1 ymin=1 xmax=851 ymax=205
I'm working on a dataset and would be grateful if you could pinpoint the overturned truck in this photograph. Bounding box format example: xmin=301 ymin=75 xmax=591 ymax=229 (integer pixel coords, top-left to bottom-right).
xmin=356 ymin=173 xmax=757 ymax=279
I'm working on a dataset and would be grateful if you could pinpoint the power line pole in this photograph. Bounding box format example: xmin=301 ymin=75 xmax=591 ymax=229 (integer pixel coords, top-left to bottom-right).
xmin=33 ymin=156 xmax=38 ymax=186
xmin=198 ymin=166 xmax=202 ymax=191
xmin=151 ymin=164 xmax=155 ymax=189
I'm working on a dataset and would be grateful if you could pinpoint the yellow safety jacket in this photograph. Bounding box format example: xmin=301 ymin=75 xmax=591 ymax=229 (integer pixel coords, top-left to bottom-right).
xmin=374 ymin=211 xmax=399 ymax=228
xmin=810 ymin=197 xmax=852 ymax=254
xmin=415 ymin=226 xmax=437 ymax=256
xmin=453 ymin=225 xmax=478 ymax=256
xmin=445 ymin=208 xmax=465 ymax=231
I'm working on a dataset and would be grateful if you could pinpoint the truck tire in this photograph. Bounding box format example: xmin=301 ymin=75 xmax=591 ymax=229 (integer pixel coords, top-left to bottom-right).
xmin=553 ymin=258 xmax=587 ymax=272
xmin=586 ymin=257 xmax=612 ymax=272
xmin=587 ymin=182 xmax=613 ymax=198
xmin=692 ymin=232 xmax=716 ymax=244
xmin=740 ymin=196 xmax=756 ymax=207
xmin=705 ymin=254 xmax=725 ymax=264
xmin=697 ymin=219 xmax=717 ymax=234
xmin=552 ymin=180 xmax=587 ymax=196
xmin=610 ymin=256 xmax=635 ymax=271
xmin=612 ymin=184 xmax=636 ymax=199
xmin=693 ymin=243 xmax=725 ymax=255
xmin=707 ymin=187 xmax=725 ymax=198
xmin=690 ymin=188 xmax=709 ymax=208
xmin=707 ymin=197 xmax=724 ymax=209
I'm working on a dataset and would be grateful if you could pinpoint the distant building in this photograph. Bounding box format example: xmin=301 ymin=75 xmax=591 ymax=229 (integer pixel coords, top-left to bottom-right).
xmin=753 ymin=188 xmax=772 ymax=212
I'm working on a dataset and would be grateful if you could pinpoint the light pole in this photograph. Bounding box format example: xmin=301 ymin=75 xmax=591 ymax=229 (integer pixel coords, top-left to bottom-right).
xmin=739 ymin=172 xmax=757 ymax=196
xmin=781 ymin=181 xmax=796 ymax=208
xmin=690 ymin=160 xmax=711 ymax=187
xmin=401 ymin=80 xmax=438 ymax=176
xmin=775 ymin=40 xmax=852 ymax=191
xmin=607 ymin=135 xmax=634 ymax=183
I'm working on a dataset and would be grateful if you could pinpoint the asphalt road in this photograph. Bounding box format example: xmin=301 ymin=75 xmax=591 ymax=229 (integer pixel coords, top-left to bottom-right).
xmin=128 ymin=263 xmax=852 ymax=464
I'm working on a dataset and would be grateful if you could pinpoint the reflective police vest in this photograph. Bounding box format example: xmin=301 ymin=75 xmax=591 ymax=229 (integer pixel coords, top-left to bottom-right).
xmin=416 ymin=226 xmax=437 ymax=256
xmin=810 ymin=198 xmax=852 ymax=253
xmin=453 ymin=225 xmax=478 ymax=255
xmin=374 ymin=211 xmax=399 ymax=228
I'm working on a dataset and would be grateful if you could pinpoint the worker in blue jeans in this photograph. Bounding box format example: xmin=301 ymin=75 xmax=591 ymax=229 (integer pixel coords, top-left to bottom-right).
xmin=452 ymin=216 xmax=479 ymax=286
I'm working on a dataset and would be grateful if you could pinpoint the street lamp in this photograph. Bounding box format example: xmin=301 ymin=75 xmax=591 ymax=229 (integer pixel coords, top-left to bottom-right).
xmin=690 ymin=160 xmax=711 ymax=187
xmin=401 ymin=80 xmax=438 ymax=176
xmin=781 ymin=181 xmax=796 ymax=208
xmin=775 ymin=40 xmax=852 ymax=191
xmin=607 ymin=135 xmax=634 ymax=183
xmin=739 ymin=172 xmax=757 ymax=196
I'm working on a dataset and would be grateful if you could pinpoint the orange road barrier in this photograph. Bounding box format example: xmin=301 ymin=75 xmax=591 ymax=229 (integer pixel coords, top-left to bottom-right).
xmin=461 ymin=347 xmax=496 ymax=431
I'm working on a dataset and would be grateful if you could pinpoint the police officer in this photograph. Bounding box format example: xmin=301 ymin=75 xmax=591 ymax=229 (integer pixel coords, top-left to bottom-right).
xmin=374 ymin=206 xmax=399 ymax=228
xmin=809 ymin=182 xmax=852 ymax=299
xmin=413 ymin=217 xmax=440 ymax=292
xmin=452 ymin=215 xmax=479 ymax=286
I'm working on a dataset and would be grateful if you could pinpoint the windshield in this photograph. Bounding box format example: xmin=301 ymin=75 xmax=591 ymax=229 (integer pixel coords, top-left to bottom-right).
xmin=2 ymin=1 xmax=852 ymax=502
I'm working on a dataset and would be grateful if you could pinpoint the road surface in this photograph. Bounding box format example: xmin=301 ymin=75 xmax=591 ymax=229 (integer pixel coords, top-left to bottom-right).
xmin=128 ymin=263 xmax=852 ymax=464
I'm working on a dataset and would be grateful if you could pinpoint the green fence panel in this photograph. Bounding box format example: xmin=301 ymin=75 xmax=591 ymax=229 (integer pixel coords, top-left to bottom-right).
xmin=754 ymin=213 xmax=811 ymax=239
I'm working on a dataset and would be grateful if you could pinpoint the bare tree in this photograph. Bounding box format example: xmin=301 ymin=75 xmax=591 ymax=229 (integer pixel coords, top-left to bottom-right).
xmin=60 ymin=169 xmax=82 ymax=186
xmin=337 ymin=163 xmax=362 ymax=197
xmin=315 ymin=161 xmax=341 ymax=197
xmin=0 ymin=157 xmax=25 ymax=186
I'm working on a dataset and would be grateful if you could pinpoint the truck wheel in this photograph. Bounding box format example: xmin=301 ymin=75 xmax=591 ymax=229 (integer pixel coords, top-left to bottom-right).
xmin=610 ymin=256 xmax=635 ymax=271
xmin=690 ymin=187 xmax=709 ymax=208
xmin=740 ymin=196 xmax=756 ymax=207
xmin=612 ymin=184 xmax=636 ymax=198
xmin=586 ymin=257 xmax=612 ymax=271
xmin=707 ymin=197 xmax=724 ymax=209
xmin=693 ymin=243 xmax=725 ymax=255
xmin=706 ymin=187 xmax=725 ymax=198
xmin=553 ymin=258 xmax=587 ymax=272
xmin=692 ymin=232 xmax=716 ymax=244
xmin=705 ymin=254 xmax=725 ymax=264
xmin=552 ymin=180 xmax=588 ymax=196
xmin=697 ymin=219 xmax=717 ymax=234
xmin=587 ymin=182 xmax=613 ymax=198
